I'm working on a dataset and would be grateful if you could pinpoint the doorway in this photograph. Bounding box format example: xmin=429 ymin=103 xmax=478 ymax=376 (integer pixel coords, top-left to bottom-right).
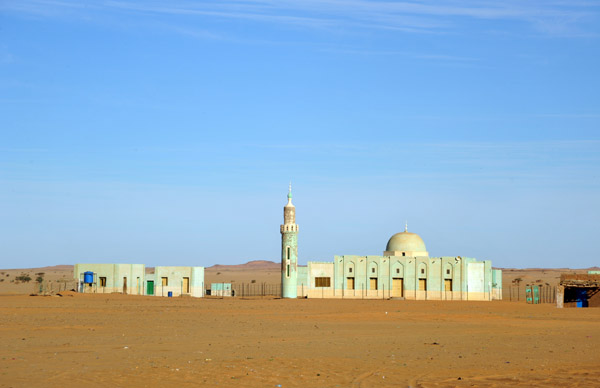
xmin=123 ymin=277 xmax=128 ymax=294
xmin=444 ymin=279 xmax=452 ymax=291
xmin=347 ymin=277 xmax=355 ymax=290
xmin=392 ymin=278 xmax=403 ymax=297
xmin=369 ymin=277 xmax=378 ymax=290
xmin=183 ymin=277 xmax=190 ymax=294
xmin=147 ymin=280 xmax=154 ymax=295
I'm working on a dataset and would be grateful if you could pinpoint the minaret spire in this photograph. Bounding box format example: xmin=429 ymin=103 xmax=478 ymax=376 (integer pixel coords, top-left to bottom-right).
xmin=405 ymin=221 xmax=408 ymax=232
xmin=281 ymin=184 xmax=298 ymax=298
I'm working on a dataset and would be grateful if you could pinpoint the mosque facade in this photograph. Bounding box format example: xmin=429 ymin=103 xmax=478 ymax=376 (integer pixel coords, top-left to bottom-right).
xmin=280 ymin=188 xmax=503 ymax=300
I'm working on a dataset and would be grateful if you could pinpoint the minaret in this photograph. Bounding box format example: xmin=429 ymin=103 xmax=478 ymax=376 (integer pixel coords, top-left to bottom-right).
xmin=280 ymin=183 xmax=298 ymax=298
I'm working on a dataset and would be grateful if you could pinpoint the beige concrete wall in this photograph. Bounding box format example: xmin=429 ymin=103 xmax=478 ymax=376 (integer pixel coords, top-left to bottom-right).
xmin=492 ymin=288 xmax=502 ymax=300
xmin=304 ymin=288 xmax=490 ymax=301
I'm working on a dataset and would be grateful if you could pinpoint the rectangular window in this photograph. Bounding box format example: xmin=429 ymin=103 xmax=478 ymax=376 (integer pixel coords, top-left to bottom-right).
xmin=421 ymin=268 xmax=425 ymax=274
xmin=315 ymin=277 xmax=331 ymax=287
xmin=99 ymin=277 xmax=107 ymax=287
xmin=371 ymin=268 xmax=375 ymax=273
xmin=402 ymin=252 xmax=405 ymax=256
xmin=446 ymin=269 xmax=451 ymax=275
xmin=161 ymin=277 xmax=168 ymax=286
xmin=349 ymin=267 xmax=352 ymax=273
xmin=396 ymin=268 xmax=400 ymax=274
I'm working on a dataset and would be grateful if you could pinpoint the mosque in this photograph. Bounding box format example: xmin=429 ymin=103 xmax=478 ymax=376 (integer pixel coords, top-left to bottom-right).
xmin=281 ymin=187 xmax=503 ymax=300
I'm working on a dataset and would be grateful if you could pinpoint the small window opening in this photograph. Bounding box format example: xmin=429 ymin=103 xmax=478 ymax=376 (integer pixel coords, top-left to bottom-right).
xmin=396 ymin=268 xmax=400 ymax=274
xmin=420 ymin=268 xmax=425 ymax=274
xmin=446 ymin=269 xmax=451 ymax=275
xmin=402 ymin=252 xmax=406 ymax=256
xmin=161 ymin=277 xmax=168 ymax=286
xmin=371 ymin=268 xmax=375 ymax=273
xmin=349 ymin=267 xmax=353 ymax=273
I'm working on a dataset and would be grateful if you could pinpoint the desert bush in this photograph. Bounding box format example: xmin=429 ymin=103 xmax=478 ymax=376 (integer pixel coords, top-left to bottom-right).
xmin=251 ymin=279 xmax=256 ymax=283
xmin=35 ymin=272 xmax=45 ymax=276
xmin=36 ymin=276 xmax=44 ymax=283
xmin=15 ymin=274 xmax=32 ymax=283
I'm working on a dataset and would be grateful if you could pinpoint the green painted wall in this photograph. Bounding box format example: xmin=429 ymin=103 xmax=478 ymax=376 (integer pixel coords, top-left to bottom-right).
xmin=74 ymin=263 xmax=145 ymax=294
xmin=281 ymin=230 xmax=298 ymax=298
xmin=299 ymin=255 xmax=502 ymax=300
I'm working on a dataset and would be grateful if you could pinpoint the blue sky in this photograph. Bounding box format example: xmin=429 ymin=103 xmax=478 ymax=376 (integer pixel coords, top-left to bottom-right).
xmin=1 ymin=0 xmax=599 ymax=269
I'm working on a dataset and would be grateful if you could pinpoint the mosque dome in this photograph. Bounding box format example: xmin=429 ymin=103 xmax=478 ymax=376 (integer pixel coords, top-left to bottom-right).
xmin=385 ymin=231 xmax=427 ymax=253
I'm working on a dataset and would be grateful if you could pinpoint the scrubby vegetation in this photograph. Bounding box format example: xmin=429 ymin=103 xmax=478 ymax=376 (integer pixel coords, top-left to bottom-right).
xmin=15 ymin=274 xmax=32 ymax=283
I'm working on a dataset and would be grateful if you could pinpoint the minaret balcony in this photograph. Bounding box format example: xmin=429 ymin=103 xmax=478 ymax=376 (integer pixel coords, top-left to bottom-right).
xmin=280 ymin=224 xmax=299 ymax=233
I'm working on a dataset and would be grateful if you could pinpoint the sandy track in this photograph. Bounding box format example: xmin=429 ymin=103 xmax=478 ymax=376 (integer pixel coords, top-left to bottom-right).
xmin=1 ymin=295 xmax=599 ymax=387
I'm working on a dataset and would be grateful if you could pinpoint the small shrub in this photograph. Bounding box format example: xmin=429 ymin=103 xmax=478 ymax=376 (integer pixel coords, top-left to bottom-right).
xmin=35 ymin=272 xmax=45 ymax=276
xmin=15 ymin=275 xmax=32 ymax=283
xmin=0 ymin=278 xmax=4 ymax=282
xmin=251 ymin=279 xmax=256 ymax=284
xmin=36 ymin=276 xmax=44 ymax=283
xmin=216 ymin=272 xmax=221 ymax=275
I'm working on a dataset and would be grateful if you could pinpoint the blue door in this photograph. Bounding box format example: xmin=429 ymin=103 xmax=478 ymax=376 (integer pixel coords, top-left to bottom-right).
xmin=576 ymin=289 xmax=588 ymax=308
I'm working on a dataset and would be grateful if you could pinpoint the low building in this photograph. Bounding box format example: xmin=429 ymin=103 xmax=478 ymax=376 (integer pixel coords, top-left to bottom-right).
xmin=74 ymin=263 xmax=145 ymax=294
xmin=74 ymin=264 xmax=204 ymax=297
xmin=210 ymin=283 xmax=232 ymax=297
xmin=556 ymin=274 xmax=600 ymax=308
xmin=146 ymin=266 xmax=204 ymax=297
xmin=297 ymin=252 xmax=502 ymax=300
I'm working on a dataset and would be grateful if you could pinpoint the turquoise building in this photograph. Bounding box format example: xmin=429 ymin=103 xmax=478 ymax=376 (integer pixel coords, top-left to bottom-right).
xmin=75 ymin=263 xmax=145 ymax=295
xmin=284 ymin=191 xmax=502 ymax=301
xmin=74 ymin=263 xmax=205 ymax=297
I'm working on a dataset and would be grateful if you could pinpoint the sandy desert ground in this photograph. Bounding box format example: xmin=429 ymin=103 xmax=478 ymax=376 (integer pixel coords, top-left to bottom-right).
xmin=1 ymin=294 xmax=599 ymax=388
xmin=1 ymin=263 xmax=599 ymax=387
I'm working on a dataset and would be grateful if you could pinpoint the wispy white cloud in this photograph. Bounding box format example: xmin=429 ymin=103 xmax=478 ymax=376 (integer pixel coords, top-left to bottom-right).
xmin=319 ymin=47 xmax=480 ymax=62
xmin=2 ymin=0 xmax=598 ymax=37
